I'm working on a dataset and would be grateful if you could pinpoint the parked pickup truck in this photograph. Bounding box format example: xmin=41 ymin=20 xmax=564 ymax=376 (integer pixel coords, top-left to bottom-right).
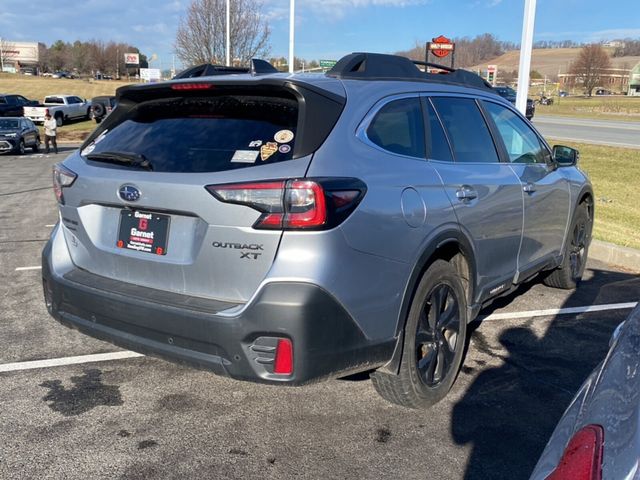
xmin=0 ymin=94 xmax=39 ymax=117
xmin=24 ymin=95 xmax=92 ymax=126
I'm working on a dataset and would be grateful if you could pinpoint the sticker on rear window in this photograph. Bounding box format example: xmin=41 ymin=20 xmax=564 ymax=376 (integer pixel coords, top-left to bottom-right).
xmin=260 ymin=142 xmax=278 ymax=161
xmin=249 ymin=140 xmax=263 ymax=147
xmin=231 ymin=150 xmax=259 ymax=163
xmin=279 ymin=144 xmax=291 ymax=154
xmin=274 ymin=130 xmax=294 ymax=144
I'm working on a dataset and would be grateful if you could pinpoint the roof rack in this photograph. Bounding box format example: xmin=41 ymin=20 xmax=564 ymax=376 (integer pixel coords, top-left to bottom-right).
xmin=173 ymin=59 xmax=279 ymax=79
xmin=326 ymin=52 xmax=493 ymax=91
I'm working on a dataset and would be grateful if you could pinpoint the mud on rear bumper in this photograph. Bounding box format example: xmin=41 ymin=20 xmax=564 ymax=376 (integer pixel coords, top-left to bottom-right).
xmin=41 ymin=239 xmax=394 ymax=385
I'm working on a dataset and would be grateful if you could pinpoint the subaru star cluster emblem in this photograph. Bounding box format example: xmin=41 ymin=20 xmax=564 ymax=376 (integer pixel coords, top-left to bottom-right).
xmin=118 ymin=184 xmax=141 ymax=202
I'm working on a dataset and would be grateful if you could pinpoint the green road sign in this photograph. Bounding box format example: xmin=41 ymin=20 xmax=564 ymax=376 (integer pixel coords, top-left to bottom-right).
xmin=319 ymin=60 xmax=337 ymax=69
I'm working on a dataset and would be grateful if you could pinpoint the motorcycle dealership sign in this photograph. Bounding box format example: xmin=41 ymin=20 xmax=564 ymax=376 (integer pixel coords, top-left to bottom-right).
xmin=428 ymin=36 xmax=455 ymax=59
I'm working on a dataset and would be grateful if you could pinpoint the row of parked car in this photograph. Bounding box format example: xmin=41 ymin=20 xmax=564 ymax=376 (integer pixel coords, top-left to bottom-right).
xmin=0 ymin=93 xmax=116 ymax=154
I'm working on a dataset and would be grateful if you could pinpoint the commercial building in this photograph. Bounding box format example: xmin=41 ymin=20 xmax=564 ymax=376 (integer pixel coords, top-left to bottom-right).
xmin=1 ymin=41 xmax=46 ymax=73
xmin=558 ymin=67 xmax=631 ymax=93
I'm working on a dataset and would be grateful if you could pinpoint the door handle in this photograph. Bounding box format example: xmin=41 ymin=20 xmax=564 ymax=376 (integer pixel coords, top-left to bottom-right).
xmin=523 ymin=183 xmax=537 ymax=194
xmin=456 ymin=186 xmax=478 ymax=201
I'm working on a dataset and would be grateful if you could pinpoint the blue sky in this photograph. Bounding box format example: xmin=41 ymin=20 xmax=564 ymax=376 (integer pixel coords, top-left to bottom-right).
xmin=1 ymin=0 xmax=639 ymax=68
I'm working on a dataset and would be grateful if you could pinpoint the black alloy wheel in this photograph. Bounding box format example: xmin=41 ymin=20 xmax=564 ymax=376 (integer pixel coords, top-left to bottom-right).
xmin=415 ymin=283 xmax=461 ymax=387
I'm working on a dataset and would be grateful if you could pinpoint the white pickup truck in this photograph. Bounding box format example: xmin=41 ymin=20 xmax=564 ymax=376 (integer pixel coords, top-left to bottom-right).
xmin=23 ymin=95 xmax=92 ymax=126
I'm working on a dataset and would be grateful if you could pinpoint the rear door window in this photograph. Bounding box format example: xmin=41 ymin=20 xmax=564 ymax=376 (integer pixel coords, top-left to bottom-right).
xmin=366 ymin=97 xmax=425 ymax=158
xmin=82 ymin=95 xmax=299 ymax=173
xmin=431 ymin=97 xmax=500 ymax=163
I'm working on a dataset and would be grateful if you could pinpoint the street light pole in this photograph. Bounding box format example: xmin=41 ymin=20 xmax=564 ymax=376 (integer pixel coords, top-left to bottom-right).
xmin=289 ymin=0 xmax=295 ymax=73
xmin=0 ymin=37 xmax=4 ymax=73
xmin=226 ymin=0 xmax=231 ymax=66
xmin=516 ymin=0 xmax=537 ymax=114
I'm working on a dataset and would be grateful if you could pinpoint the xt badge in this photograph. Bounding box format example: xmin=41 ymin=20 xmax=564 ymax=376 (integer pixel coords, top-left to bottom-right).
xmin=212 ymin=241 xmax=264 ymax=260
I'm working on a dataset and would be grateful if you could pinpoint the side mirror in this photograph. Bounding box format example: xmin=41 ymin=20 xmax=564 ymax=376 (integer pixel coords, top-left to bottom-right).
xmin=553 ymin=145 xmax=579 ymax=167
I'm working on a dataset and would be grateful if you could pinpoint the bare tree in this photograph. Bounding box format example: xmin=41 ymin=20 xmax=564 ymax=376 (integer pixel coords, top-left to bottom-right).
xmin=570 ymin=44 xmax=612 ymax=97
xmin=175 ymin=0 xmax=270 ymax=67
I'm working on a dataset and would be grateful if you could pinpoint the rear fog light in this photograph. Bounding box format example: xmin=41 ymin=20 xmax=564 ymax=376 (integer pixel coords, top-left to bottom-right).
xmin=274 ymin=339 xmax=293 ymax=375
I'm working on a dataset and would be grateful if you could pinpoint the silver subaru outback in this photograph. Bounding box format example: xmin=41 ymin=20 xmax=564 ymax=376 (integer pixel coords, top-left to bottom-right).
xmin=42 ymin=53 xmax=593 ymax=408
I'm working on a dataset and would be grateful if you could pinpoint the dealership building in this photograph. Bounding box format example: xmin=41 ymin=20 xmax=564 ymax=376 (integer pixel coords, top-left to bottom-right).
xmin=630 ymin=63 xmax=640 ymax=96
xmin=1 ymin=41 xmax=46 ymax=73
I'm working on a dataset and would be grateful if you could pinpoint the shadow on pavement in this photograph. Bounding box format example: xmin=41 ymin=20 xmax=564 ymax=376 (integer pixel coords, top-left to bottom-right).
xmin=451 ymin=267 xmax=640 ymax=480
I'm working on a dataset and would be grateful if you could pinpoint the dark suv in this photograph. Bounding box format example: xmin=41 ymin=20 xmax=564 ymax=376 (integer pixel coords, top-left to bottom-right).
xmin=43 ymin=53 xmax=593 ymax=408
xmin=91 ymin=96 xmax=117 ymax=123
xmin=494 ymin=86 xmax=536 ymax=119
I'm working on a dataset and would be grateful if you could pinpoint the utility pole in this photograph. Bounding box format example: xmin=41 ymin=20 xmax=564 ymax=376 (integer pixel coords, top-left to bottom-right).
xmin=0 ymin=37 xmax=4 ymax=73
xmin=226 ymin=0 xmax=231 ymax=66
xmin=516 ymin=0 xmax=537 ymax=115
xmin=289 ymin=0 xmax=295 ymax=73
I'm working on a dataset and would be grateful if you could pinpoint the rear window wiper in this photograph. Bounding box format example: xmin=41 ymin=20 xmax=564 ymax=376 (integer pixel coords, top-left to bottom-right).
xmin=85 ymin=151 xmax=154 ymax=171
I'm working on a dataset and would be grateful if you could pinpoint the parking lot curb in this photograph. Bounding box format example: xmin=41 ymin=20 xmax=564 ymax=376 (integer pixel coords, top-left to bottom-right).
xmin=591 ymin=239 xmax=640 ymax=273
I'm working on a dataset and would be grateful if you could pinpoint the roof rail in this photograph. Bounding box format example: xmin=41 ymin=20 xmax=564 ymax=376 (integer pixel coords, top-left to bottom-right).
xmin=326 ymin=52 xmax=493 ymax=91
xmin=172 ymin=59 xmax=278 ymax=79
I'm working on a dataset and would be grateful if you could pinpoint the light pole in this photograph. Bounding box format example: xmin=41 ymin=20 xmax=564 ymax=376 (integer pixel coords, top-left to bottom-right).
xmin=289 ymin=0 xmax=295 ymax=73
xmin=0 ymin=37 xmax=4 ymax=73
xmin=226 ymin=0 xmax=231 ymax=66
xmin=516 ymin=0 xmax=537 ymax=115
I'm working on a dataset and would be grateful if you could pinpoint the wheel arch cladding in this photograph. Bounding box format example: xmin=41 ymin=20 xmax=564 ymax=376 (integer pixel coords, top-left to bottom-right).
xmin=380 ymin=231 xmax=477 ymax=376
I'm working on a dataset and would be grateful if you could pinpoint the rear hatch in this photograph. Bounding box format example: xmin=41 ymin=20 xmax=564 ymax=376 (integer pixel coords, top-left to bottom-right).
xmin=58 ymin=77 xmax=345 ymax=303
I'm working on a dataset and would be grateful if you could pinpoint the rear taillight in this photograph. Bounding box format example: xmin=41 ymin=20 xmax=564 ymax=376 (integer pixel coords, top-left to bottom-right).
xmin=206 ymin=178 xmax=366 ymax=230
xmin=52 ymin=163 xmax=77 ymax=204
xmin=546 ymin=425 xmax=604 ymax=480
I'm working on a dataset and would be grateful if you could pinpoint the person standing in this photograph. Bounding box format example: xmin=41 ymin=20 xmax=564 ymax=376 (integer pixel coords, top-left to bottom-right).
xmin=43 ymin=113 xmax=58 ymax=154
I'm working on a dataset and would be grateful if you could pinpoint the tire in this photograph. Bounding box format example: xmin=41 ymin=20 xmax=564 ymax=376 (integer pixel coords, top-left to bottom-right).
xmin=543 ymin=203 xmax=592 ymax=290
xmin=17 ymin=140 xmax=25 ymax=155
xmin=93 ymin=103 xmax=105 ymax=118
xmin=371 ymin=259 xmax=468 ymax=409
xmin=32 ymin=137 xmax=40 ymax=152
xmin=55 ymin=115 xmax=64 ymax=127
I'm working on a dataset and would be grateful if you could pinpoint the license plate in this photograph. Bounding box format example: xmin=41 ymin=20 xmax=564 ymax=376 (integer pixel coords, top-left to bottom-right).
xmin=117 ymin=210 xmax=169 ymax=255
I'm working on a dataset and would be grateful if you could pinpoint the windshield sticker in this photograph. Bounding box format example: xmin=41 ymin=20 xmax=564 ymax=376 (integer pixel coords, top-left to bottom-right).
xmin=278 ymin=144 xmax=291 ymax=154
xmin=231 ymin=150 xmax=259 ymax=163
xmin=260 ymin=142 xmax=278 ymax=161
xmin=249 ymin=140 xmax=263 ymax=147
xmin=274 ymin=130 xmax=294 ymax=144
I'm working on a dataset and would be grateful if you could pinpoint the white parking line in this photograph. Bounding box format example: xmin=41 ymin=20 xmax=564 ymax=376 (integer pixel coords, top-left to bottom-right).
xmin=45 ymin=224 xmax=55 ymax=227
xmin=0 ymin=303 xmax=636 ymax=374
xmin=0 ymin=351 xmax=145 ymax=373
xmin=15 ymin=266 xmax=42 ymax=271
xmin=481 ymin=302 xmax=638 ymax=321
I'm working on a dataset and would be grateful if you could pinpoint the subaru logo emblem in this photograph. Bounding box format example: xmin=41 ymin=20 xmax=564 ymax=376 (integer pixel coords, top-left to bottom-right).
xmin=118 ymin=185 xmax=141 ymax=202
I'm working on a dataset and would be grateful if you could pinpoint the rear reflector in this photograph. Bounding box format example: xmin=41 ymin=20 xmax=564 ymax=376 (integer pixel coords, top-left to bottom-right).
xmin=273 ymin=339 xmax=293 ymax=375
xmin=546 ymin=425 xmax=604 ymax=480
xmin=171 ymin=83 xmax=214 ymax=91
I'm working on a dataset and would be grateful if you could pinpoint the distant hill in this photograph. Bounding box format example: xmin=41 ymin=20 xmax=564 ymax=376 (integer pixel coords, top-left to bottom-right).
xmin=470 ymin=48 xmax=640 ymax=78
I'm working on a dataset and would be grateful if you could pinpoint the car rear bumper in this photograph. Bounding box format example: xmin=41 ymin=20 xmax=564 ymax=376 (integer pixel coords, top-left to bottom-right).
xmin=42 ymin=237 xmax=393 ymax=385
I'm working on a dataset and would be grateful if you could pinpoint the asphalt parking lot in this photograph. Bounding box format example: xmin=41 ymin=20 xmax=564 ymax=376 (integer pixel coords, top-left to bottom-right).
xmin=1 ymin=147 xmax=639 ymax=480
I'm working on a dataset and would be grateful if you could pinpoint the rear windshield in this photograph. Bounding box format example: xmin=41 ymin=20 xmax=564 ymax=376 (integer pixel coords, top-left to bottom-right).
xmin=82 ymin=95 xmax=299 ymax=173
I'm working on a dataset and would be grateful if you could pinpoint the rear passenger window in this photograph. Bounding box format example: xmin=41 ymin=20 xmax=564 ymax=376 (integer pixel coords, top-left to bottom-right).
xmin=367 ymin=98 xmax=425 ymax=158
xmin=431 ymin=97 xmax=500 ymax=163
xmin=425 ymin=100 xmax=453 ymax=162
